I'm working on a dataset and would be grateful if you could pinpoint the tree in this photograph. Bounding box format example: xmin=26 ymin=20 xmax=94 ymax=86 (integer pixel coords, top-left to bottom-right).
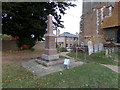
xmin=2 ymin=2 xmax=76 ymax=49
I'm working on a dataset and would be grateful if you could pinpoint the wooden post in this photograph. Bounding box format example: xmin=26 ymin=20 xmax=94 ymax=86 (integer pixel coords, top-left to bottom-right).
xmin=84 ymin=47 xmax=86 ymax=61
xmin=76 ymin=47 xmax=78 ymax=59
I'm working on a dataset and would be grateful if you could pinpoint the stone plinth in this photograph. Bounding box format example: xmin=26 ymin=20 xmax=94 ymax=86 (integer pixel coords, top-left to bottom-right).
xmin=41 ymin=54 xmax=59 ymax=61
xmin=36 ymin=58 xmax=64 ymax=67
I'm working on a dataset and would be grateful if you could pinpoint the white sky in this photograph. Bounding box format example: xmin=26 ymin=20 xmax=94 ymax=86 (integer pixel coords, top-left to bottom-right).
xmin=54 ymin=0 xmax=83 ymax=35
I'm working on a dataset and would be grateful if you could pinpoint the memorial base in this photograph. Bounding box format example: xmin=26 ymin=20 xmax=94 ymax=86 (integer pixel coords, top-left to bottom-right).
xmin=41 ymin=54 xmax=59 ymax=61
xmin=36 ymin=54 xmax=64 ymax=67
xmin=36 ymin=58 xmax=64 ymax=67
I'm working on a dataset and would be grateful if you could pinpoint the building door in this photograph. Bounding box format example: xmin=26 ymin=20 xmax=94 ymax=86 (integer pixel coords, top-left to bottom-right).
xmin=117 ymin=29 xmax=120 ymax=43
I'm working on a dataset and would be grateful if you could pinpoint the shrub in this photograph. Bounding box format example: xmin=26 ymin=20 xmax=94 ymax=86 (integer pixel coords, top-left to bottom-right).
xmin=0 ymin=34 xmax=10 ymax=40
xmin=16 ymin=37 xmax=37 ymax=49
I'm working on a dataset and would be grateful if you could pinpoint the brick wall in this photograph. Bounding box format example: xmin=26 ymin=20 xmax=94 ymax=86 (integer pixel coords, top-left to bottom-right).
xmin=82 ymin=2 xmax=112 ymax=46
xmin=2 ymin=40 xmax=45 ymax=51
xmin=2 ymin=40 xmax=18 ymax=51
xmin=104 ymin=28 xmax=118 ymax=42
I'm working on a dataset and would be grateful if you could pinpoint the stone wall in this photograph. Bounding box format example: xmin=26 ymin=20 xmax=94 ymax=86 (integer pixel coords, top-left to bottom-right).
xmin=83 ymin=10 xmax=105 ymax=46
xmin=2 ymin=40 xmax=45 ymax=51
xmin=82 ymin=2 xmax=113 ymax=46
xmin=2 ymin=40 xmax=18 ymax=51
xmin=33 ymin=42 xmax=45 ymax=50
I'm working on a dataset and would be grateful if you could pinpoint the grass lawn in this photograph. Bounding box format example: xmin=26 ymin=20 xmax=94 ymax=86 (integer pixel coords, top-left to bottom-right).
xmin=2 ymin=48 xmax=119 ymax=88
xmin=67 ymin=51 xmax=120 ymax=66
xmin=2 ymin=63 xmax=119 ymax=88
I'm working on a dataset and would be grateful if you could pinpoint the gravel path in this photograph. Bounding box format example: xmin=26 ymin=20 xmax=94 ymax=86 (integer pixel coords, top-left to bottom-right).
xmin=22 ymin=59 xmax=85 ymax=77
xmin=101 ymin=64 xmax=120 ymax=73
xmin=59 ymin=52 xmax=75 ymax=60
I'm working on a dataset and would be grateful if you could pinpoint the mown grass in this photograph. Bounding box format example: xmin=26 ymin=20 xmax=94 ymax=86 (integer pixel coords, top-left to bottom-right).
xmin=67 ymin=51 xmax=120 ymax=66
xmin=2 ymin=63 xmax=119 ymax=88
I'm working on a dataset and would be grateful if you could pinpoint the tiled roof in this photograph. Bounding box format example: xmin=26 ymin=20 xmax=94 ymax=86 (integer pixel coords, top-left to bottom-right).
xmin=59 ymin=32 xmax=78 ymax=38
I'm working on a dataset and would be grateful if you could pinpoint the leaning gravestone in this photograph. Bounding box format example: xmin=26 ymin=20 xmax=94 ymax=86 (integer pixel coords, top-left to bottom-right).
xmin=105 ymin=49 xmax=109 ymax=55
xmin=108 ymin=48 xmax=111 ymax=54
xmin=87 ymin=40 xmax=93 ymax=55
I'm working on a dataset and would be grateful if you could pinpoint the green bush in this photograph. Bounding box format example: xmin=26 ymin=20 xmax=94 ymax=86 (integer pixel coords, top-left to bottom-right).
xmin=0 ymin=34 xmax=10 ymax=40
xmin=57 ymin=47 xmax=67 ymax=52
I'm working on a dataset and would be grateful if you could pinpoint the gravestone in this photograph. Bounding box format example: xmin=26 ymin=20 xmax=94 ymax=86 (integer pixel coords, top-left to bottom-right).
xmin=81 ymin=42 xmax=84 ymax=48
xmin=94 ymin=44 xmax=99 ymax=53
xmin=108 ymin=48 xmax=111 ymax=54
xmin=87 ymin=40 xmax=93 ymax=55
xmin=112 ymin=48 xmax=114 ymax=53
xmin=105 ymin=49 xmax=109 ymax=55
xmin=99 ymin=43 xmax=104 ymax=52
xmin=63 ymin=59 xmax=70 ymax=69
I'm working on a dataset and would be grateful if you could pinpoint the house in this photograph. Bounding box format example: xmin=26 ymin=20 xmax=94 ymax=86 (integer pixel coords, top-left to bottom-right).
xmin=80 ymin=1 xmax=120 ymax=51
xmin=56 ymin=32 xmax=78 ymax=48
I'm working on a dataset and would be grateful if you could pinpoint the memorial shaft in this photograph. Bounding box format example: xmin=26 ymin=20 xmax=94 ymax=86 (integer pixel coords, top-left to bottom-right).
xmin=44 ymin=14 xmax=57 ymax=55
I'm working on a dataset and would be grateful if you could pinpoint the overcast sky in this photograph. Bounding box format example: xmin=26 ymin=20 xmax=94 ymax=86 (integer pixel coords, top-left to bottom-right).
xmin=55 ymin=0 xmax=83 ymax=35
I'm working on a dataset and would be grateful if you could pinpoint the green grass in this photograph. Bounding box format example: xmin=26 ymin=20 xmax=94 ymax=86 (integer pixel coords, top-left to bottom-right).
xmin=67 ymin=51 xmax=119 ymax=66
xmin=2 ymin=63 xmax=119 ymax=88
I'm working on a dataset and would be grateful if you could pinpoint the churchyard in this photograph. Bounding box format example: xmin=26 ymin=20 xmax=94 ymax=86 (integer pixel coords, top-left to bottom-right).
xmin=2 ymin=1 xmax=120 ymax=89
xmin=2 ymin=14 xmax=120 ymax=88
xmin=2 ymin=47 xmax=119 ymax=88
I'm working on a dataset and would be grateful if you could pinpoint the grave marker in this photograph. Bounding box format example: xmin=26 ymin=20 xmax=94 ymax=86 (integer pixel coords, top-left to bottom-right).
xmin=63 ymin=59 xmax=70 ymax=69
xmin=99 ymin=43 xmax=104 ymax=52
xmin=105 ymin=49 xmax=108 ymax=55
xmin=94 ymin=44 xmax=99 ymax=53
xmin=88 ymin=40 xmax=93 ymax=55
